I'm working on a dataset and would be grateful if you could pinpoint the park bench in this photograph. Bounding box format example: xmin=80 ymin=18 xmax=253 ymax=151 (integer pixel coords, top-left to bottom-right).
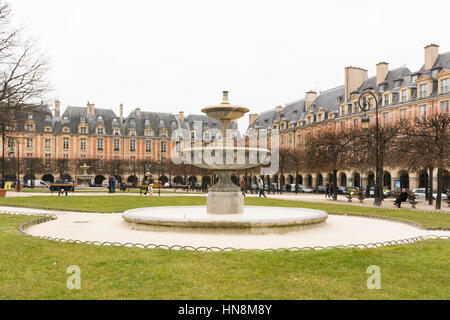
xmin=49 ymin=184 xmax=77 ymax=196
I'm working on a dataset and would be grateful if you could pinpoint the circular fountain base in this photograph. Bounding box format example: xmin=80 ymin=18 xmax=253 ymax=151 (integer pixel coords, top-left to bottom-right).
xmin=122 ymin=206 xmax=328 ymax=234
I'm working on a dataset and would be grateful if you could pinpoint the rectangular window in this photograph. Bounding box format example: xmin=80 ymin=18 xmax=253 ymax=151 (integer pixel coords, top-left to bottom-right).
xmin=442 ymin=78 xmax=449 ymax=94
xmin=419 ymin=105 xmax=427 ymax=118
xmin=146 ymin=140 xmax=151 ymax=152
xmin=130 ymin=139 xmax=136 ymax=152
xmin=63 ymin=137 xmax=69 ymax=150
xmin=353 ymin=118 xmax=359 ymax=127
xmin=80 ymin=126 xmax=87 ymax=134
xmin=26 ymin=138 xmax=33 ymax=148
xmin=440 ymin=100 xmax=449 ymax=114
xmin=384 ymin=94 xmax=389 ymax=106
xmin=8 ymin=138 xmax=14 ymax=148
xmin=97 ymin=138 xmax=103 ymax=150
xmin=161 ymin=141 xmax=167 ymax=152
xmin=114 ymin=129 xmax=120 ymax=136
xmin=382 ymin=112 xmax=389 ymax=124
xmin=45 ymin=139 xmax=51 ymax=149
xmin=146 ymin=130 xmax=152 ymax=136
xmin=401 ymin=89 xmax=407 ymax=102
xmin=80 ymin=138 xmax=86 ymax=151
xmin=348 ymin=104 xmax=353 ymax=114
xmin=97 ymin=127 xmax=104 ymax=135
xmin=176 ymin=141 xmax=181 ymax=153
xmin=340 ymin=121 xmax=346 ymax=130
xmin=113 ymin=139 xmax=120 ymax=151
xmin=399 ymin=109 xmax=407 ymax=119
xmin=420 ymin=83 xmax=428 ymax=98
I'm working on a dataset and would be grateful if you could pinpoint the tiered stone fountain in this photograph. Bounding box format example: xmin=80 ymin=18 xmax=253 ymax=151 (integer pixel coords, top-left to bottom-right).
xmin=122 ymin=92 xmax=328 ymax=232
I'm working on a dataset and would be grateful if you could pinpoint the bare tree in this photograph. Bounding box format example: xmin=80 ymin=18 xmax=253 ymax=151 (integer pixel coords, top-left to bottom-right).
xmin=398 ymin=114 xmax=450 ymax=209
xmin=304 ymin=129 xmax=353 ymax=200
xmin=351 ymin=123 xmax=401 ymax=201
xmin=0 ymin=1 xmax=49 ymax=187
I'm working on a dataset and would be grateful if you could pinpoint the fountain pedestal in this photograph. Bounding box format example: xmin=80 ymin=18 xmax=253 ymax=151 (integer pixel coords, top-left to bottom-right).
xmin=207 ymin=171 xmax=243 ymax=214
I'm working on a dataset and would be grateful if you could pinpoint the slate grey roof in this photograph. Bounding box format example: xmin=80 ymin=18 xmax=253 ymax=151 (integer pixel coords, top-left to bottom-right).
xmin=250 ymin=51 xmax=450 ymax=130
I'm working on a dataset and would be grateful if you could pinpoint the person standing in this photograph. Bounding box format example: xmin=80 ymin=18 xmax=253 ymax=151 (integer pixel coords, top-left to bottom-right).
xmin=240 ymin=177 xmax=246 ymax=197
xmin=112 ymin=176 xmax=117 ymax=193
xmin=258 ymin=176 xmax=267 ymax=198
xmin=325 ymin=182 xmax=330 ymax=198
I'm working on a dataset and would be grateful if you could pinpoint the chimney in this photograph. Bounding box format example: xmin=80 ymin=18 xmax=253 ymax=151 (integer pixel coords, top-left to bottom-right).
xmin=135 ymin=107 xmax=141 ymax=116
xmin=376 ymin=62 xmax=389 ymax=86
xmin=87 ymin=101 xmax=95 ymax=116
xmin=119 ymin=103 xmax=123 ymax=122
xmin=54 ymin=100 xmax=60 ymax=117
xmin=345 ymin=66 xmax=368 ymax=101
xmin=305 ymin=91 xmax=317 ymax=108
xmin=249 ymin=113 xmax=259 ymax=126
xmin=275 ymin=105 xmax=283 ymax=113
xmin=177 ymin=111 xmax=184 ymax=122
xmin=425 ymin=44 xmax=439 ymax=71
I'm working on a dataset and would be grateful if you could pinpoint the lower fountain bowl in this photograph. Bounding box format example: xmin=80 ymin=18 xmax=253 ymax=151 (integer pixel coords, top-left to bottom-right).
xmin=122 ymin=206 xmax=328 ymax=234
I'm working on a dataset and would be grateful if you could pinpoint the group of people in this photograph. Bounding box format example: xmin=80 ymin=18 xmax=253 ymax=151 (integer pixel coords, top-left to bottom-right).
xmin=107 ymin=176 xmax=117 ymax=193
xmin=325 ymin=182 xmax=335 ymax=199
xmin=239 ymin=176 xmax=267 ymax=198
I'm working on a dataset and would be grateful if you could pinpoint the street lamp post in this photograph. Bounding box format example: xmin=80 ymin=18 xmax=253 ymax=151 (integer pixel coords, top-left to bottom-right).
xmin=358 ymin=91 xmax=382 ymax=207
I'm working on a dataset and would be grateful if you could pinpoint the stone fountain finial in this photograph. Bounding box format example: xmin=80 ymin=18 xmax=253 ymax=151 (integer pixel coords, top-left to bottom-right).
xmin=221 ymin=91 xmax=230 ymax=104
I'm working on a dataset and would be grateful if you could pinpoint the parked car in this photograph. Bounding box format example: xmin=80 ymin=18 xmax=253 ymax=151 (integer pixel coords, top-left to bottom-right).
xmin=412 ymin=188 xmax=447 ymax=200
xmin=337 ymin=186 xmax=348 ymax=195
xmin=26 ymin=179 xmax=50 ymax=188
xmin=346 ymin=187 xmax=360 ymax=196
xmin=315 ymin=185 xmax=327 ymax=194
xmin=298 ymin=185 xmax=314 ymax=193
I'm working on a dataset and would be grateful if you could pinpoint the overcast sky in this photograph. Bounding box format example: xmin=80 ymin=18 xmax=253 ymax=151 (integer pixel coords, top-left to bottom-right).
xmin=9 ymin=0 xmax=450 ymax=130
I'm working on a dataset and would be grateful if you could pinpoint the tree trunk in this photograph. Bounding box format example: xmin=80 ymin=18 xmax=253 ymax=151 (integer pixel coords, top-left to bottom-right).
xmin=428 ymin=167 xmax=434 ymax=206
xmin=436 ymin=168 xmax=443 ymax=210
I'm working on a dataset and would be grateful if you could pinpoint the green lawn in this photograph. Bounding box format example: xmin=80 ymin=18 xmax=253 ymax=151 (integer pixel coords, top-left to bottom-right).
xmin=0 ymin=214 xmax=448 ymax=299
xmin=0 ymin=196 xmax=449 ymax=229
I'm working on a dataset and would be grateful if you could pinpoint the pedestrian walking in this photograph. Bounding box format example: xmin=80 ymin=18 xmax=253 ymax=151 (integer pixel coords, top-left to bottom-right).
xmin=325 ymin=182 xmax=330 ymax=198
xmin=258 ymin=177 xmax=267 ymax=198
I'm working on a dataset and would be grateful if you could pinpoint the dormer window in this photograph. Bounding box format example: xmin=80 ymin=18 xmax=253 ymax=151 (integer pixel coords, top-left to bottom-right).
xmin=80 ymin=126 xmax=87 ymax=134
xmin=379 ymin=84 xmax=386 ymax=92
xmin=401 ymin=89 xmax=408 ymax=102
xmin=420 ymin=83 xmax=428 ymax=98
xmin=114 ymin=128 xmax=120 ymax=136
xmin=432 ymin=69 xmax=440 ymax=77
xmin=98 ymin=115 xmax=103 ymax=121
xmin=97 ymin=127 xmax=104 ymax=135
xmin=394 ymin=80 xmax=402 ymax=87
xmin=26 ymin=124 xmax=34 ymax=131
xmin=63 ymin=127 xmax=70 ymax=133
xmin=442 ymin=78 xmax=449 ymax=94
xmin=412 ymin=75 xmax=418 ymax=82
xmin=384 ymin=94 xmax=390 ymax=106
xmin=80 ymin=116 xmax=85 ymax=123
xmin=45 ymin=115 xmax=51 ymax=122
xmin=28 ymin=113 xmax=33 ymax=120
xmin=160 ymin=131 xmax=167 ymax=137
xmin=63 ymin=115 xmax=69 ymax=120
xmin=129 ymin=129 xmax=136 ymax=136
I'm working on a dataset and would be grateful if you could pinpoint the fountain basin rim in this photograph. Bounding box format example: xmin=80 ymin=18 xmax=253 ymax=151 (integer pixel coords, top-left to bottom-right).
xmin=122 ymin=206 xmax=328 ymax=229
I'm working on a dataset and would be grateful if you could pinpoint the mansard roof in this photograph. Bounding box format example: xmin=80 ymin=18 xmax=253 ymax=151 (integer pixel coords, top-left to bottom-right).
xmin=250 ymin=51 xmax=450 ymax=130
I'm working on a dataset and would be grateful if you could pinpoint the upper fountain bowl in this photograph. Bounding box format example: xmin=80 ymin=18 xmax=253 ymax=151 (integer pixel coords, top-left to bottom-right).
xmin=201 ymin=91 xmax=249 ymax=121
